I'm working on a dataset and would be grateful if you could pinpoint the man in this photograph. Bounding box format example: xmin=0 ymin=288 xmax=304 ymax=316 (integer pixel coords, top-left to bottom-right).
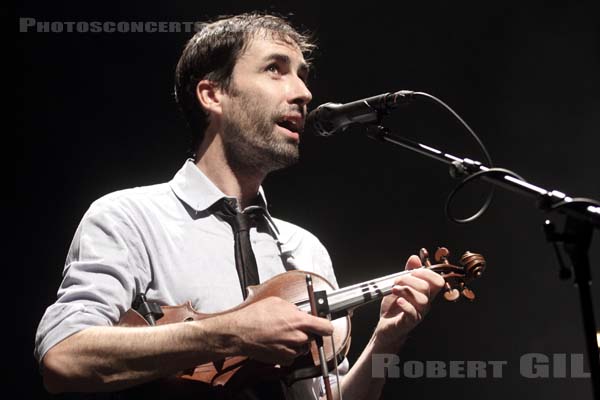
xmin=35 ymin=13 xmax=445 ymax=399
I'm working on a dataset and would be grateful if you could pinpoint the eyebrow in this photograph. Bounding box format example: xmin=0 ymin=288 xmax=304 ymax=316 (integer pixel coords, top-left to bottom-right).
xmin=263 ymin=53 xmax=310 ymax=76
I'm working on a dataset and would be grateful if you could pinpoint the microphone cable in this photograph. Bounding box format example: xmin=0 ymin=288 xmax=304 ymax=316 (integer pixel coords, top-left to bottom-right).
xmin=410 ymin=91 xmax=525 ymax=224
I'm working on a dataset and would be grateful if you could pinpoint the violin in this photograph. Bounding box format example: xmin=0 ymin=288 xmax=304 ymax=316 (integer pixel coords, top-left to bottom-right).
xmin=117 ymin=247 xmax=486 ymax=394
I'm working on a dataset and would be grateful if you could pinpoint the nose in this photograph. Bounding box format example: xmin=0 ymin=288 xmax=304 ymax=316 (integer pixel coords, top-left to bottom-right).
xmin=288 ymin=75 xmax=312 ymax=108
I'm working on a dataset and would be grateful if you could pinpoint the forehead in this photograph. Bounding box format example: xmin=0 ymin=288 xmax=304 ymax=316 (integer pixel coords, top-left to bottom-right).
xmin=237 ymin=35 xmax=307 ymax=66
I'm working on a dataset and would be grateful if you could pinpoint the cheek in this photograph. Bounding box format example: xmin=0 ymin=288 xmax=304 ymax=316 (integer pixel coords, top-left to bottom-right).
xmin=228 ymin=98 xmax=272 ymax=131
xmin=228 ymin=82 xmax=284 ymax=123
xmin=245 ymin=93 xmax=279 ymax=119
xmin=250 ymin=79 xmax=286 ymax=103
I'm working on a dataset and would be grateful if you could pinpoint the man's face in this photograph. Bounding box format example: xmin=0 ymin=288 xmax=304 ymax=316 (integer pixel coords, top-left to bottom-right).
xmin=219 ymin=34 xmax=312 ymax=173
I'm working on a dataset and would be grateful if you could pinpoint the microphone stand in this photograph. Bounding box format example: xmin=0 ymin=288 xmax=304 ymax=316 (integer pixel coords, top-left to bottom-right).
xmin=366 ymin=124 xmax=600 ymax=399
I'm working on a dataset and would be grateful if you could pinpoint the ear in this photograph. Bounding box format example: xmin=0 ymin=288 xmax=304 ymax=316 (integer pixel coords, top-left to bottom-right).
xmin=196 ymin=80 xmax=225 ymax=117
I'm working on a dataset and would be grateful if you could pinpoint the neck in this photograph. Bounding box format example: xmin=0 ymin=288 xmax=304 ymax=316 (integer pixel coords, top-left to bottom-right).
xmin=296 ymin=269 xmax=415 ymax=319
xmin=195 ymin=131 xmax=266 ymax=209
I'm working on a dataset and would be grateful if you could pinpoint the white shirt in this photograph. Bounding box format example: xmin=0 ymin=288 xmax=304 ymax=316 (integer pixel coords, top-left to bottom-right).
xmin=34 ymin=159 xmax=345 ymax=398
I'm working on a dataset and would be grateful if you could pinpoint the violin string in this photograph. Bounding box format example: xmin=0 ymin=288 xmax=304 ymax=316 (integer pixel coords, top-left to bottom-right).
xmin=329 ymin=269 xmax=416 ymax=297
xmin=298 ymin=263 xmax=456 ymax=315
xmin=326 ymin=269 xmax=418 ymax=309
xmin=326 ymin=263 xmax=464 ymax=311
xmin=296 ymin=270 xmax=414 ymax=313
xmin=326 ymin=283 xmax=390 ymax=311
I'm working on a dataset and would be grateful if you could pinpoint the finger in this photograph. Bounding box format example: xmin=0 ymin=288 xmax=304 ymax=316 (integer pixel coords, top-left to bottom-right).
xmin=280 ymin=331 xmax=311 ymax=347
xmin=394 ymin=274 xmax=430 ymax=296
xmin=405 ymin=255 xmax=422 ymax=271
xmin=292 ymin=342 xmax=312 ymax=356
xmin=396 ymin=297 xmax=422 ymax=324
xmin=392 ymin=285 xmax=430 ymax=312
xmin=263 ymin=346 xmax=298 ymax=366
xmin=409 ymin=268 xmax=446 ymax=296
xmin=300 ymin=314 xmax=334 ymax=337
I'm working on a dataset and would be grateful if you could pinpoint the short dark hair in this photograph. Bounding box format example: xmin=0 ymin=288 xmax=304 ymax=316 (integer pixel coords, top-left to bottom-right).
xmin=174 ymin=13 xmax=316 ymax=154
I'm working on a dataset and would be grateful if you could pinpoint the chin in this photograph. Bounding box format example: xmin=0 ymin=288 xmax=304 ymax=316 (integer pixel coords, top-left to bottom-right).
xmin=266 ymin=148 xmax=299 ymax=171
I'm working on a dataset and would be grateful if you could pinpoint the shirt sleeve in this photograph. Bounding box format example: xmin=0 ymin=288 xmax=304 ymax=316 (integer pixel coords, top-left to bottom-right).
xmin=34 ymin=195 xmax=150 ymax=363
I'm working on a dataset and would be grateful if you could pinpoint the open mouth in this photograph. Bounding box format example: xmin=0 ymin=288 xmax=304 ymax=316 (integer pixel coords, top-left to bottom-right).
xmin=276 ymin=119 xmax=300 ymax=134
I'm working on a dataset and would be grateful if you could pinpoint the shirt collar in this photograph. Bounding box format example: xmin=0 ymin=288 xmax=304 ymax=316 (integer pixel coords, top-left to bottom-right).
xmin=169 ymin=159 xmax=279 ymax=234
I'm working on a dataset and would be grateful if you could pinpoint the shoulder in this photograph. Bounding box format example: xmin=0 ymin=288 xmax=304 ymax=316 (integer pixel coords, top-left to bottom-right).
xmin=71 ymin=183 xmax=179 ymax=239
xmin=272 ymin=217 xmax=326 ymax=252
xmin=92 ymin=182 xmax=172 ymax=209
xmin=85 ymin=183 xmax=174 ymax=219
xmin=271 ymin=217 xmax=338 ymax=287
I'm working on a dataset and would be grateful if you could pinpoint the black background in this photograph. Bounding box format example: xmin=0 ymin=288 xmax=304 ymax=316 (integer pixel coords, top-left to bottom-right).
xmin=17 ymin=1 xmax=600 ymax=399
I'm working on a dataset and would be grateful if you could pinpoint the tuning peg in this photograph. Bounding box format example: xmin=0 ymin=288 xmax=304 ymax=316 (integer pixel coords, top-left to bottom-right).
xmin=419 ymin=248 xmax=431 ymax=266
xmin=444 ymin=289 xmax=461 ymax=302
xmin=442 ymin=282 xmax=460 ymax=301
xmin=435 ymin=247 xmax=450 ymax=263
xmin=461 ymin=286 xmax=476 ymax=301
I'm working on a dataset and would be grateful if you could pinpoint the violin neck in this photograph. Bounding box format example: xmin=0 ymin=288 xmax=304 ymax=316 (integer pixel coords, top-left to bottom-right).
xmin=297 ymin=268 xmax=418 ymax=319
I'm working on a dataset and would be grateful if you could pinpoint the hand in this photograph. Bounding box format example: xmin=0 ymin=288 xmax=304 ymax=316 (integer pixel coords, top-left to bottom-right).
xmin=374 ymin=255 xmax=445 ymax=351
xmin=227 ymin=296 xmax=333 ymax=366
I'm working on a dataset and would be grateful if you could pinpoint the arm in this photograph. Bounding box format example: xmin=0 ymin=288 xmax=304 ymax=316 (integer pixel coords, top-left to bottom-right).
xmin=42 ymin=296 xmax=333 ymax=393
xmin=42 ymin=313 xmax=232 ymax=393
xmin=327 ymin=255 xmax=445 ymax=400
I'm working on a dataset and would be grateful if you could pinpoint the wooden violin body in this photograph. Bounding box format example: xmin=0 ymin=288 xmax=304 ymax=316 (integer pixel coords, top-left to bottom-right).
xmin=117 ymin=247 xmax=485 ymax=394
xmin=118 ymin=270 xmax=351 ymax=391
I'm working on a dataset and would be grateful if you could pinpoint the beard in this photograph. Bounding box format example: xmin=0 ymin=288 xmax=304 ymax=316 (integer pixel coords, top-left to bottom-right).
xmin=220 ymin=86 xmax=300 ymax=174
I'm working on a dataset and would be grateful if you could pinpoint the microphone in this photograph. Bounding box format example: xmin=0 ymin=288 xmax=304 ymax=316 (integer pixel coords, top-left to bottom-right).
xmin=306 ymin=90 xmax=414 ymax=136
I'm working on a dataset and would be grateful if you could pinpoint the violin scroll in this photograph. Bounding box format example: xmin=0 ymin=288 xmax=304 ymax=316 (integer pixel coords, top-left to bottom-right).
xmin=419 ymin=247 xmax=486 ymax=302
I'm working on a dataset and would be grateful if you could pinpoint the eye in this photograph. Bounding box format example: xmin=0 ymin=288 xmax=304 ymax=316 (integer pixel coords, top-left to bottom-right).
xmin=266 ymin=63 xmax=280 ymax=74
